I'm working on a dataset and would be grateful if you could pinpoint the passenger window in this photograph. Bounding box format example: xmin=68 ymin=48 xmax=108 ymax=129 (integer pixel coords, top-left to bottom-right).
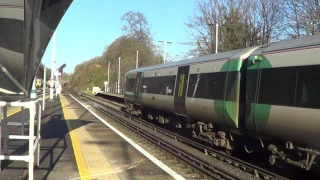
xmin=295 ymin=65 xmax=320 ymax=109
xmin=258 ymin=67 xmax=297 ymax=106
xmin=187 ymin=74 xmax=205 ymax=98
xmin=125 ymin=77 xmax=135 ymax=92
xmin=204 ymin=72 xmax=226 ymax=100
xmin=140 ymin=76 xmax=176 ymax=95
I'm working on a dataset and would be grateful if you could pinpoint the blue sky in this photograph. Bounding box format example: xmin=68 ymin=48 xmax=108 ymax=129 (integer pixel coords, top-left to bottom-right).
xmin=41 ymin=0 xmax=197 ymax=73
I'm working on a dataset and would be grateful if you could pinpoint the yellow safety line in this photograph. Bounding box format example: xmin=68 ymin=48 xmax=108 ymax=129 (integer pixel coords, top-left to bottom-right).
xmin=60 ymin=95 xmax=91 ymax=180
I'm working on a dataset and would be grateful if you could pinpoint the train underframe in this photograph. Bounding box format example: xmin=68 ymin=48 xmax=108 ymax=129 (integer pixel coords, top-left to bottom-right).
xmin=125 ymin=102 xmax=319 ymax=171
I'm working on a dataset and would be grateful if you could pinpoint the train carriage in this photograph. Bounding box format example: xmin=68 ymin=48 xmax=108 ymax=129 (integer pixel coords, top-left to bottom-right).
xmin=245 ymin=37 xmax=320 ymax=151
xmin=124 ymin=34 xmax=320 ymax=171
xmin=185 ymin=47 xmax=259 ymax=135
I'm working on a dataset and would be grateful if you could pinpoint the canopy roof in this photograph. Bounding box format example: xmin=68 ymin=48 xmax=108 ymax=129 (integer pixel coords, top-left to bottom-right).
xmin=0 ymin=0 xmax=73 ymax=99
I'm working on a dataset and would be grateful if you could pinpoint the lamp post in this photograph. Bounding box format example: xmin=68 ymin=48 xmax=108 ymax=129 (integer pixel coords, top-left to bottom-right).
xmin=215 ymin=23 xmax=218 ymax=54
xmin=42 ymin=66 xmax=46 ymax=110
xmin=107 ymin=61 xmax=110 ymax=93
xmin=50 ymin=32 xmax=56 ymax=101
xmin=159 ymin=40 xmax=172 ymax=63
xmin=206 ymin=16 xmax=219 ymax=54
xmin=136 ymin=51 xmax=139 ymax=69
xmin=118 ymin=57 xmax=121 ymax=94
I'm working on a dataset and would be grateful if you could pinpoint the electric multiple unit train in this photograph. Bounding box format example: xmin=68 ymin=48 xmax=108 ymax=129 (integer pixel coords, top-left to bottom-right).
xmin=124 ymin=35 xmax=320 ymax=171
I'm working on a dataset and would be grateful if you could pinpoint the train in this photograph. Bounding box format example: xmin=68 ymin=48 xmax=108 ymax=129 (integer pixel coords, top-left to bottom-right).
xmin=35 ymin=78 xmax=43 ymax=88
xmin=124 ymin=34 xmax=320 ymax=171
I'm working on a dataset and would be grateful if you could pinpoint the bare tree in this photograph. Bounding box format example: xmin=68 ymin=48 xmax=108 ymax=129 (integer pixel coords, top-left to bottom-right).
xmin=121 ymin=11 xmax=153 ymax=46
xmin=184 ymin=0 xmax=285 ymax=56
xmin=284 ymin=0 xmax=320 ymax=38
xmin=184 ymin=0 xmax=221 ymax=55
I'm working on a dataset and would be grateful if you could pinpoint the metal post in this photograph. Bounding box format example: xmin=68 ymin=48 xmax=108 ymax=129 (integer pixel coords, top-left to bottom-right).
xmin=37 ymin=103 xmax=41 ymax=166
xmin=159 ymin=41 xmax=172 ymax=64
xmin=42 ymin=67 xmax=46 ymax=110
xmin=107 ymin=61 xmax=110 ymax=93
xmin=54 ymin=71 xmax=59 ymax=99
xmin=136 ymin=51 xmax=139 ymax=69
xmin=115 ymin=82 xmax=117 ymax=94
xmin=50 ymin=32 xmax=56 ymax=100
xmin=215 ymin=23 xmax=218 ymax=54
xmin=118 ymin=57 xmax=121 ymax=94
xmin=21 ymin=107 xmax=24 ymax=135
xmin=163 ymin=42 xmax=167 ymax=64
xmin=28 ymin=103 xmax=35 ymax=180
xmin=0 ymin=106 xmax=1 ymax=170
xmin=3 ymin=106 xmax=7 ymax=155
xmin=30 ymin=79 xmax=37 ymax=99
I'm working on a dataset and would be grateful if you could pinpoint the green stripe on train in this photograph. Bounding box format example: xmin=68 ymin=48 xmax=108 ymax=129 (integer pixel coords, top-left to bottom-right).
xmin=246 ymin=103 xmax=271 ymax=131
xmin=213 ymin=59 xmax=242 ymax=129
xmin=246 ymin=55 xmax=272 ymax=131
xmin=213 ymin=56 xmax=272 ymax=131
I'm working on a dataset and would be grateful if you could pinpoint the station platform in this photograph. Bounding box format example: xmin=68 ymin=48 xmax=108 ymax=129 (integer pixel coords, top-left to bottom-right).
xmin=0 ymin=93 xmax=177 ymax=180
xmin=95 ymin=92 xmax=124 ymax=104
xmin=96 ymin=92 xmax=124 ymax=99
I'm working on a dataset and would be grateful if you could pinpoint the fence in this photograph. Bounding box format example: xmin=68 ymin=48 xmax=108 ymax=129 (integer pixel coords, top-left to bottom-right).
xmin=0 ymin=97 xmax=43 ymax=180
xmin=107 ymin=87 xmax=124 ymax=94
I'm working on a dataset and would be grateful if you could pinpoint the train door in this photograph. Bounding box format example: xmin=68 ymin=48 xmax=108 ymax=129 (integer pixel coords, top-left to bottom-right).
xmin=245 ymin=56 xmax=263 ymax=133
xmin=134 ymin=72 xmax=142 ymax=101
xmin=174 ymin=66 xmax=190 ymax=115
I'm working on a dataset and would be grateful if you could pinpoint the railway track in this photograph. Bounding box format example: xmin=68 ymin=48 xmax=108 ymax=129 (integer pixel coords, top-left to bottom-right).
xmin=71 ymin=89 xmax=289 ymax=180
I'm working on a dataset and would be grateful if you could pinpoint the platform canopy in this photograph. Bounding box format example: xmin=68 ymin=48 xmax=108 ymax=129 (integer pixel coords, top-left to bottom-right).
xmin=0 ymin=0 xmax=73 ymax=100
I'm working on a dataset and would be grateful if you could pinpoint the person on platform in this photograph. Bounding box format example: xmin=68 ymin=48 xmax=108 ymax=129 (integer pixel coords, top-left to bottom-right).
xmin=55 ymin=82 xmax=62 ymax=99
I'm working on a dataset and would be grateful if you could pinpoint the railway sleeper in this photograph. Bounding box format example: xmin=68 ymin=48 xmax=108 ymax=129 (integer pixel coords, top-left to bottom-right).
xmin=268 ymin=144 xmax=320 ymax=171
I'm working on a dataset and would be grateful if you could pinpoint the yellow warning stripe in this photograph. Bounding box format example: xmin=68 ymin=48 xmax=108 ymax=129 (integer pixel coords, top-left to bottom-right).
xmin=60 ymin=95 xmax=91 ymax=180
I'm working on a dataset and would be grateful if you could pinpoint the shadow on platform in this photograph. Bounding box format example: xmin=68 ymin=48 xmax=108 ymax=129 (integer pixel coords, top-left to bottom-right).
xmin=0 ymin=103 xmax=93 ymax=180
xmin=41 ymin=101 xmax=78 ymax=119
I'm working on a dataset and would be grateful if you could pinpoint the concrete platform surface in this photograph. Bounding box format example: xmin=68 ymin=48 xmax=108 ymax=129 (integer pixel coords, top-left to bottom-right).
xmin=60 ymin=94 xmax=174 ymax=180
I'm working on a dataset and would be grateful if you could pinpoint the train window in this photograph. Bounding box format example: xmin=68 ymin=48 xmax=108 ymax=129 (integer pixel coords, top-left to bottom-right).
xmin=295 ymin=65 xmax=320 ymax=109
xmin=140 ymin=78 xmax=147 ymax=92
xmin=140 ymin=76 xmax=176 ymax=95
xmin=141 ymin=77 xmax=158 ymax=94
xmin=134 ymin=77 xmax=140 ymax=92
xmin=187 ymin=74 xmax=205 ymax=98
xmin=159 ymin=76 xmax=176 ymax=95
xmin=204 ymin=72 xmax=226 ymax=100
xmin=125 ymin=77 xmax=136 ymax=92
xmin=258 ymin=67 xmax=297 ymax=106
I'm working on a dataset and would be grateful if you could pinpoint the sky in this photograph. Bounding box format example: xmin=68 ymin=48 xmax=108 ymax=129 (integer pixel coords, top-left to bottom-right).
xmin=41 ymin=0 xmax=197 ymax=73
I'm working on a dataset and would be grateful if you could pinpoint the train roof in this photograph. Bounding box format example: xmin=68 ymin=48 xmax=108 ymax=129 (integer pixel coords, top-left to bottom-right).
xmin=127 ymin=34 xmax=320 ymax=75
xmin=127 ymin=47 xmax=258 ymax=74
xmin=253 ymin=34 xmax=320 ymax=55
